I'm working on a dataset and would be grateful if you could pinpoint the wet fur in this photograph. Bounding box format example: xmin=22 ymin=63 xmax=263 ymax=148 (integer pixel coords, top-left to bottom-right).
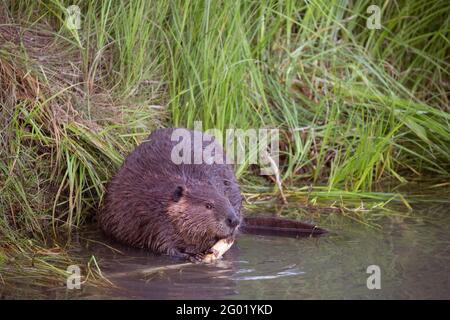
xmin=99 ymin=128 xmax=242 ymax=259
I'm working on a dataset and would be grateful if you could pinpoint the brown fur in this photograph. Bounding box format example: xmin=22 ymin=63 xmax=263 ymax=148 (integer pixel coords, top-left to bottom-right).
xmin=98 ymin=128 xmax=242 ymax=260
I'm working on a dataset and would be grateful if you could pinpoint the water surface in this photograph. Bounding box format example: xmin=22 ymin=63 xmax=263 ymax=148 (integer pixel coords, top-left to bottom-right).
xmin=72 ymin=202 xmax=450 ymax=299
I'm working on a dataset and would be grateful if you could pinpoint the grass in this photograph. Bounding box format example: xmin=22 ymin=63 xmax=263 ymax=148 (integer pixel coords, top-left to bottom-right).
xmin=0 ymin=0 xmax=449 ymax=295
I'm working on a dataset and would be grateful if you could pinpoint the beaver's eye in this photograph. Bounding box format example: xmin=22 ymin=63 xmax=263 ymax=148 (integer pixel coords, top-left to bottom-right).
xmin=224 ymin=180 xmax=230 ymax=186
xmin=205 ymin=203 xmax=213 ymax=209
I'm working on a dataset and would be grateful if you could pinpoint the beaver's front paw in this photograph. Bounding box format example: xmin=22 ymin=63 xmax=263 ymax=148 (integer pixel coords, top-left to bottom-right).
xmin=187 ymin=249 xmax=215 ymax=263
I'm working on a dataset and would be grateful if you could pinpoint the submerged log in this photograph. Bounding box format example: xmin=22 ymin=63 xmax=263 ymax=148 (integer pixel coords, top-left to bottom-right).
xmin=108 ymin=239 xmax=234 ymax=279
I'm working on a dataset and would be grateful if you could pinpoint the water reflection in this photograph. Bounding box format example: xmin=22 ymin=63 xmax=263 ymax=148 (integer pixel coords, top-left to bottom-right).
xmin=24 ymin=203 xmax=450 ymax=299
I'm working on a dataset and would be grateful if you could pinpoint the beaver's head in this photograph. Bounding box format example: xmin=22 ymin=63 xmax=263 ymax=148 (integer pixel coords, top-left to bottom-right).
xmin=166 ymin=183 xmax=241 ymax=246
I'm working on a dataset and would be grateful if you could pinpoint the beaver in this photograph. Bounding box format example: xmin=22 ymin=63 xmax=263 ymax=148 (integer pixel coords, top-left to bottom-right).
xmin=99 ymin=128 xmax=242 ymax=261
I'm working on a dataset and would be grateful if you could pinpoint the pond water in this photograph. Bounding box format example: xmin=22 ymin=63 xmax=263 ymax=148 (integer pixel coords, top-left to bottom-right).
xmin=68 ymin=202 xmax=450 ymax=300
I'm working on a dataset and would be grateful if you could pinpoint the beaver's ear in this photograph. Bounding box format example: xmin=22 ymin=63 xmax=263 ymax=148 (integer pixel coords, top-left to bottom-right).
xmin=173 ymin=186 xmax=184 ymax=202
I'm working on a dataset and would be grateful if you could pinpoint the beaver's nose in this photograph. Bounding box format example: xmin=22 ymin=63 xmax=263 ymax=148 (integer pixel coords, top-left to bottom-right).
xmin=226 ymin=215 xmax=240 ymax=228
